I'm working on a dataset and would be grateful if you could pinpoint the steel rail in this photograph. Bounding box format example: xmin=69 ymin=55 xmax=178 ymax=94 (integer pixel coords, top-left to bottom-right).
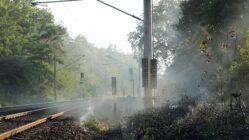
xmin=0 ymin=97 xmax=128 ymax=139
xmin=0 ymin=100 xmax=83 ymax=114
xmin=0 ymin=111 xmax=65 ymax=140
xmin=0 ymin=104 xmax=68 ymax=121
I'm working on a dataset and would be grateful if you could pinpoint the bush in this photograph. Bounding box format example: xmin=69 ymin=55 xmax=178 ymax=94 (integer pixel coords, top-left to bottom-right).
xmin=83 ymin=118 xmax=106 ymax=132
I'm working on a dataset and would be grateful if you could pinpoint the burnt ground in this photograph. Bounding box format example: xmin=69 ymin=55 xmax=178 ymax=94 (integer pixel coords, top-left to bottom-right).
xmin=124 ymin=96 xmax=249 ymax=140
xmin=24 ymin=117 xmax=127 ymax=140
xmin=16 ymin=96 xmax=249 ymax=140
xmin=21 ymin=118 xmax=91 ymax=140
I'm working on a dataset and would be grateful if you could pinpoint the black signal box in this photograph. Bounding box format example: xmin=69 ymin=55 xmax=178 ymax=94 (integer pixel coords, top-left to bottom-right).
xmin=142 ymin=58 xmax=149 ymax=88
xmin=112 ymin=77 xmax=117 ymax=95
xmin=151 ymin=59 xmax=157 ymax=89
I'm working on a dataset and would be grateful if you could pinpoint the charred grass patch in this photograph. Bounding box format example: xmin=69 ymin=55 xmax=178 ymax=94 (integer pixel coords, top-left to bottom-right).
xmin=127 ymin=96 xmax=249 ymax=140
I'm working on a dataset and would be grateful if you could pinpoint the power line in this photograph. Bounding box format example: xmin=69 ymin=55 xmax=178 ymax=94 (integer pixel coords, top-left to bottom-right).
xmin=32 ymin=0 xmax=85 ymax=5
xmin=106 ymin=55 xmax=138 ymax=70
xmin=32 ymin=0 xmax=143 ymax=21
xmin=96 ymin=0 xmax=143 ymax=21
xmin=57 ymin=55 xmax=85 ymax=71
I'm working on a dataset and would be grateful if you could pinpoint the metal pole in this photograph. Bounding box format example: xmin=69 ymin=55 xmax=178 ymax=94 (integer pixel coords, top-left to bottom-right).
xmin=53 ymin=55 xmax=57 ymax=102
xmin=143 ymin=0 xmax=153 ymax=109
xmin=105 ymin=71 xmax=107 ymax=94
xmin=80 ymin=72 xmax=84 ymax=98
xmin=138 ymin=58 xmax=141 ymax=97
xmin=133 ymin=79 xmax=135 ymax=97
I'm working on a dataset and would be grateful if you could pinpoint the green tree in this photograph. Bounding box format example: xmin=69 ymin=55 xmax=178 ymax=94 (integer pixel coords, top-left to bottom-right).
xmin=128 ymin=0 xmax=249 ymax=100
xmin=0 ymin=0 xmax=65 ymax=105
xmin=56 ymin=35 xmax=139 ymax=99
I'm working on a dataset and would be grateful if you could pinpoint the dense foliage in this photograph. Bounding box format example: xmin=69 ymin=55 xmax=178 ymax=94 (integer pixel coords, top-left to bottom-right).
xmin=124 ymin=1 xmax=249 ymax=139
xmin=0 ymin=0 xmax=139 ymax=106
xmin=0 ymin=0 xmax=65 ymax=105
xmin=57 ymin=36 xmax=139 ymax=100
xmin=128 ymin=0 xmax=249 ymax=102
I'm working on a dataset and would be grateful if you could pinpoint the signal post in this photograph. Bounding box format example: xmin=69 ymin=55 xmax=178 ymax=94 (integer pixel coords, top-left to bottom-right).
xmin=143 ymin=0 xmax=157 ymax=109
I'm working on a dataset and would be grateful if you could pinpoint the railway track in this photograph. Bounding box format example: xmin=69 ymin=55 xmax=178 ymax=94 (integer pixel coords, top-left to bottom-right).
xmin=0 ymin=101 xmax=84 ymax=140
xmin=0 ymin=100 xmax=82 ymax=115
xmin=7 ymin=117 xmax=84 ymax=140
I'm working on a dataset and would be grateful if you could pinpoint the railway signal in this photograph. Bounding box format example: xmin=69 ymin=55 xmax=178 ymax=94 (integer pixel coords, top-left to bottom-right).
xmin=129 ymin=68 xmax=135 ymax=97
xmin=112 ymin=77 xmax=117 ymax=96
xmin=80 ymin=72 xmax=84 ymax=98
xmin=151 ymin=59 xmax=157 ymax=89
xmin=112 ymin=77 xmax=117 ymax=121
xmin=143 ymin=0 xmax=155 ymax=109
xmin=142 ymin=58 xmax=149 ymax=88
xmin=80 ymin=72 xmax=84 ymax=84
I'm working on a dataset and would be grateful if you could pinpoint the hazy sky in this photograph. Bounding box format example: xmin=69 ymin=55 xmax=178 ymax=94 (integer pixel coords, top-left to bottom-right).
xmin=40 ymin=0 xmax=143 ymax=53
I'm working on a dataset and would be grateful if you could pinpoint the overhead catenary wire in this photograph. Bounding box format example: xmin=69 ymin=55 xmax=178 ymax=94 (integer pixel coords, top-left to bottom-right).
xmin=96 ymin=0 xmax=143 ymax=21
xmin=31 ymin=0 xmax=85 ymax=5
xmin=106 ymin=55 xmax=139 ymax=70
xmin=32 ymin=0 xmax=143 ymax=21
xmin=57 ymin=55 xmax=85 ymax=71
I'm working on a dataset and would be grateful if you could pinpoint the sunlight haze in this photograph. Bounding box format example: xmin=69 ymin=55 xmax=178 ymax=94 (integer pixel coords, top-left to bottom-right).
xmin=41 ymin=0 xmax=143 ymax=53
